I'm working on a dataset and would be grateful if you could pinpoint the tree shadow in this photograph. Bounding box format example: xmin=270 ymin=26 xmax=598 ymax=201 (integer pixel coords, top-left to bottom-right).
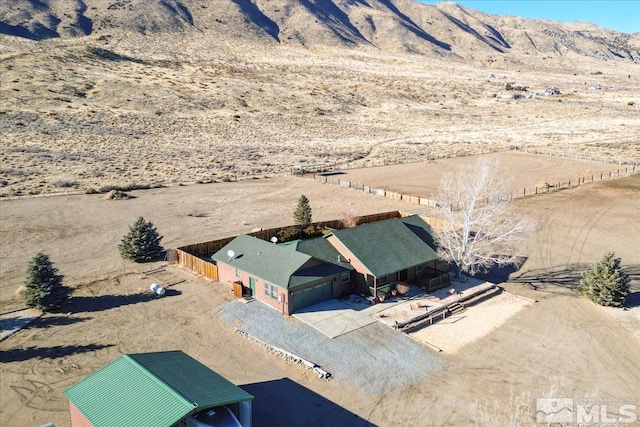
xmin=472 ymin=256 xmax=528 ymax=284
xmin=242 ymin=378 xmax=376 ymax=427
xmin=510 ymin=263 xmax=640 ymax=307
xmin=28 ymin=315 xmax=90 ymax=329
xmin=65 ymin=293 xmax=154 ymax=314
xmin=0 ymin=343 xmax=113 ymax=363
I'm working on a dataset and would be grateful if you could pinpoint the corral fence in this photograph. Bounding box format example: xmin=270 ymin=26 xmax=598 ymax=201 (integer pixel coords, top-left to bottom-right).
xmin=330 ymin=146 xmax=507 ymax=171
xmin=309 ymin=164 xmax=638 ymax=209
xmin=509 ymin=165 xmax=638 ymax=199
xmin=176 ymin=211 xmax=403 ymax=281
xmin=298 ymin=146 xmax=638 ymax=177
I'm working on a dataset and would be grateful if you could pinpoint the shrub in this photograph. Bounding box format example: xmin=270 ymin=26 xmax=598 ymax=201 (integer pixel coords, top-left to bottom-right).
xmin=302 ymin=224 xmax=326 ymax=238
xmin=578 ymin=252 xmax=630 ymax=307
xmin=185 ymin=209 xmax=206 ymax=217
xmin=627 ymin=101 xmax=635 ymax=106
xmin=51 ymin=179 xmax=76 ymax=188
xmin=23 ymin=253 xmax=69 ymax=311
xmin=118 ymin=217 xmax=164 ymax=262
xmin=276 ymin=226 xmax=301 ymax=243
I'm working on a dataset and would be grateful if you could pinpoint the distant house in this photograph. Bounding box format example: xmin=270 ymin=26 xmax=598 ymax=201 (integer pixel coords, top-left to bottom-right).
xmin=64 ymin=350 xmax=254 ymax=427
xmin=212 ymin=215 xmax=441 ymax=314
xmin=544 ymin=87 xmax=561 ymax=96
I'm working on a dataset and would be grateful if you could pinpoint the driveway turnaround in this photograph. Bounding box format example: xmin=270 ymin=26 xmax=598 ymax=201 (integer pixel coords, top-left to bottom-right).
xmin=292 ymin=299 xmax=378 ymax=338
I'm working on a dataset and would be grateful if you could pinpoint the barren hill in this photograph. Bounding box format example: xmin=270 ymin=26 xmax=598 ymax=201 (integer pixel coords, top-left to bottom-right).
xmin=1 ymin=0 xmax=638 ymax=61
xmin=1 ymin=1 xmax=639 ymax=197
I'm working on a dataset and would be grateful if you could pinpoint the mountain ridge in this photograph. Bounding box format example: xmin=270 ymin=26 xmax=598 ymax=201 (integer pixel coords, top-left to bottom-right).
xmin=1 ymin=0 xmax=638 ymax=63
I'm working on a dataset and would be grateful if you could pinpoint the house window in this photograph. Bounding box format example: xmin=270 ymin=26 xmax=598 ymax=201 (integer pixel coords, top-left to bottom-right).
xmin=235 ymin=268 xmax=240 ymax=277
xmin=416 ymin=265 xmax=423 ymax=275
xmin=378 ymin=275 xmax=388 ymax=284
xmin=341 ymin=272 xmax=350 ymax=283
xmin=264 ymin=283 xmax=278 ymax=300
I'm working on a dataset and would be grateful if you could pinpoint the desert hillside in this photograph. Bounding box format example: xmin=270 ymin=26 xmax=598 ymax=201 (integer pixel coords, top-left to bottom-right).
xmin=1 ymin=0 xmax=639 ymax=197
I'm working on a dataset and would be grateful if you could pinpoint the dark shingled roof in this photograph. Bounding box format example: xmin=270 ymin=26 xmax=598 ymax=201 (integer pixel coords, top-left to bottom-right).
xmin=283 ymin=237 xmax=354 ymax=270
xmin=327 ymin=215 xmax=439 ymax=278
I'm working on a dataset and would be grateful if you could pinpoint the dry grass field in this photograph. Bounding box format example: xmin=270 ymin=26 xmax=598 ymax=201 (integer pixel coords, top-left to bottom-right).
xmin=1 ymin=33 xmax=639 ymax=199
xmin=1 ymin=161 xmax=639 ymax=426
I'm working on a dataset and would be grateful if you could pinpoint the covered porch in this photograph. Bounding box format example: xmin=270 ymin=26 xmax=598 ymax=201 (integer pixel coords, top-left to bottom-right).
xmin=369 ymin=265 xmax=450 ymax=302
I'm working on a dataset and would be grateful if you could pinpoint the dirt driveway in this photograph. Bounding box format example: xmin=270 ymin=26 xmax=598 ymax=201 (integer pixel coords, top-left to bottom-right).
xmin=1 ymin=165 xmax=639 ymax=426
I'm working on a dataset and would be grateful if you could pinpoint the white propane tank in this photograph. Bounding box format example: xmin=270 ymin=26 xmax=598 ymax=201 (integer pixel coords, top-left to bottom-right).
xmin=150 ymin=283 xmax=166 ymax=296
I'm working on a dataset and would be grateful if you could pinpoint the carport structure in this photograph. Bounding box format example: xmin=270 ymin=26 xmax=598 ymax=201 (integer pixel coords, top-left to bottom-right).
xmin=64 ymin=350 xmax=254 ymax=427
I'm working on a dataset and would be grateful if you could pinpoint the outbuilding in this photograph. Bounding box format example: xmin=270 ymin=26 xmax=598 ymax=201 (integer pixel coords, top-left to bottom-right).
xmin=64 ymin=350 xmax=254 ymax=427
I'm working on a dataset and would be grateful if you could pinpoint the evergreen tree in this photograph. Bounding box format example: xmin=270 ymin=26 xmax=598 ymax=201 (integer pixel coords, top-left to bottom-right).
xmin=293 ymin=194 xmax=312 ymax=224
xmin=578 ymin=251 xmax=630 ymax=307
xmin=23 ymin=253 xmax=68 ymax=311
xmin=118 ymin=216 xmax=164 ymax=262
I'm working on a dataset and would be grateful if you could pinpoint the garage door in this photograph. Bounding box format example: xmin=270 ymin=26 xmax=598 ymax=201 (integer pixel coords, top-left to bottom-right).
xmin=292 ymin=281 xmax=332 ymax=312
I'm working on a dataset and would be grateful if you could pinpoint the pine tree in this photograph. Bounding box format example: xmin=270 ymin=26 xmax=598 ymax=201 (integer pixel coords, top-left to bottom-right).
xmin=578 ymin=251 xmax=630 ymax=307
xmin=23 ymin=253 xmax=68 ymax=311
xmin=118 ymin=216 xmax=164 ymax=262
xmin=294 ymin=194 xmax=312 ymax=225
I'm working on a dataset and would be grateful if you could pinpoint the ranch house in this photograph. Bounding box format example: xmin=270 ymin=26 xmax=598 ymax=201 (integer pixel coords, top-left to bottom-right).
xmin=64 ymin=350 xmax=254 ymax=427
xmin=212 ymin=215 xmax=442 ymax=315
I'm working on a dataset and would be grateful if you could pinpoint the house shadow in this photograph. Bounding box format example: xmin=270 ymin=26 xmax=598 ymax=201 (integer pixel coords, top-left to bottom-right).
xmin=242 ymin=378 xmax=375 ymax=427
xmin=319 ymin=171 xmax=346 ymax=177
xmin=0 ymin=343 xmax=113 ymax=363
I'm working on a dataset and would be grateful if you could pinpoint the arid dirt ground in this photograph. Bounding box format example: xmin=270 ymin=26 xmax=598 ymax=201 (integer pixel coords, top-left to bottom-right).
xmin=1 ymin=156 xmax=639 ymax=426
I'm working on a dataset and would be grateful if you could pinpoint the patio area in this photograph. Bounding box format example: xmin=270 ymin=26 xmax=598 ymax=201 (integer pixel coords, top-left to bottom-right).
xmin=293 ymin=277 xmax=497 ymax=338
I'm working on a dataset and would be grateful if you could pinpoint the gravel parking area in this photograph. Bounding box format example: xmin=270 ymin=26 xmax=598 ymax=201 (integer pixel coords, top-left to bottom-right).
xmin=218 ymin=300 xmax=443 ymax=396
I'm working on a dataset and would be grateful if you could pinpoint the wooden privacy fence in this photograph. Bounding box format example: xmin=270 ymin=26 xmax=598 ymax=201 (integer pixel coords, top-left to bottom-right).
xmin=176 ymin=249 xmax=219 ymax=281
xmin=176 ymin=211 xmax=403 ymax=280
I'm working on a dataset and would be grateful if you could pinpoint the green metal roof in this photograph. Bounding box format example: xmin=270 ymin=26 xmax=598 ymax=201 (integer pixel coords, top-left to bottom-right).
xmin=327 ymin=215 xmax=439 ymax=278
xmin=129 ymin=351 xmax=254 ymax=409
xmin=64 ymin=351 xmax=253 ymax=427
xmin=213 ymin=235 xmax=344 ymax=289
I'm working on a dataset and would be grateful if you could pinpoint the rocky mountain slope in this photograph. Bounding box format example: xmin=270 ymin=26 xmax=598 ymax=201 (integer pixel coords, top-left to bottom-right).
xmin=1 ymin=0 xmax=638 ymax=62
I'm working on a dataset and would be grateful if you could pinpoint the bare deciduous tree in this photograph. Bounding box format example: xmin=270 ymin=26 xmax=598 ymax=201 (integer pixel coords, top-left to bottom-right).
xmin=341 ymin=210 xmax=358 ymax=228
xmin=434 ymin=159 xmax=536 ymax=280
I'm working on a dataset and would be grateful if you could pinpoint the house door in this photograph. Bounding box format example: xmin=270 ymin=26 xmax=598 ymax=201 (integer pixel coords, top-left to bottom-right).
xmin=249 ymin=278 xmax=255 ymax=296
xmin=398 ymin=270 xmax=407 ymax=281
